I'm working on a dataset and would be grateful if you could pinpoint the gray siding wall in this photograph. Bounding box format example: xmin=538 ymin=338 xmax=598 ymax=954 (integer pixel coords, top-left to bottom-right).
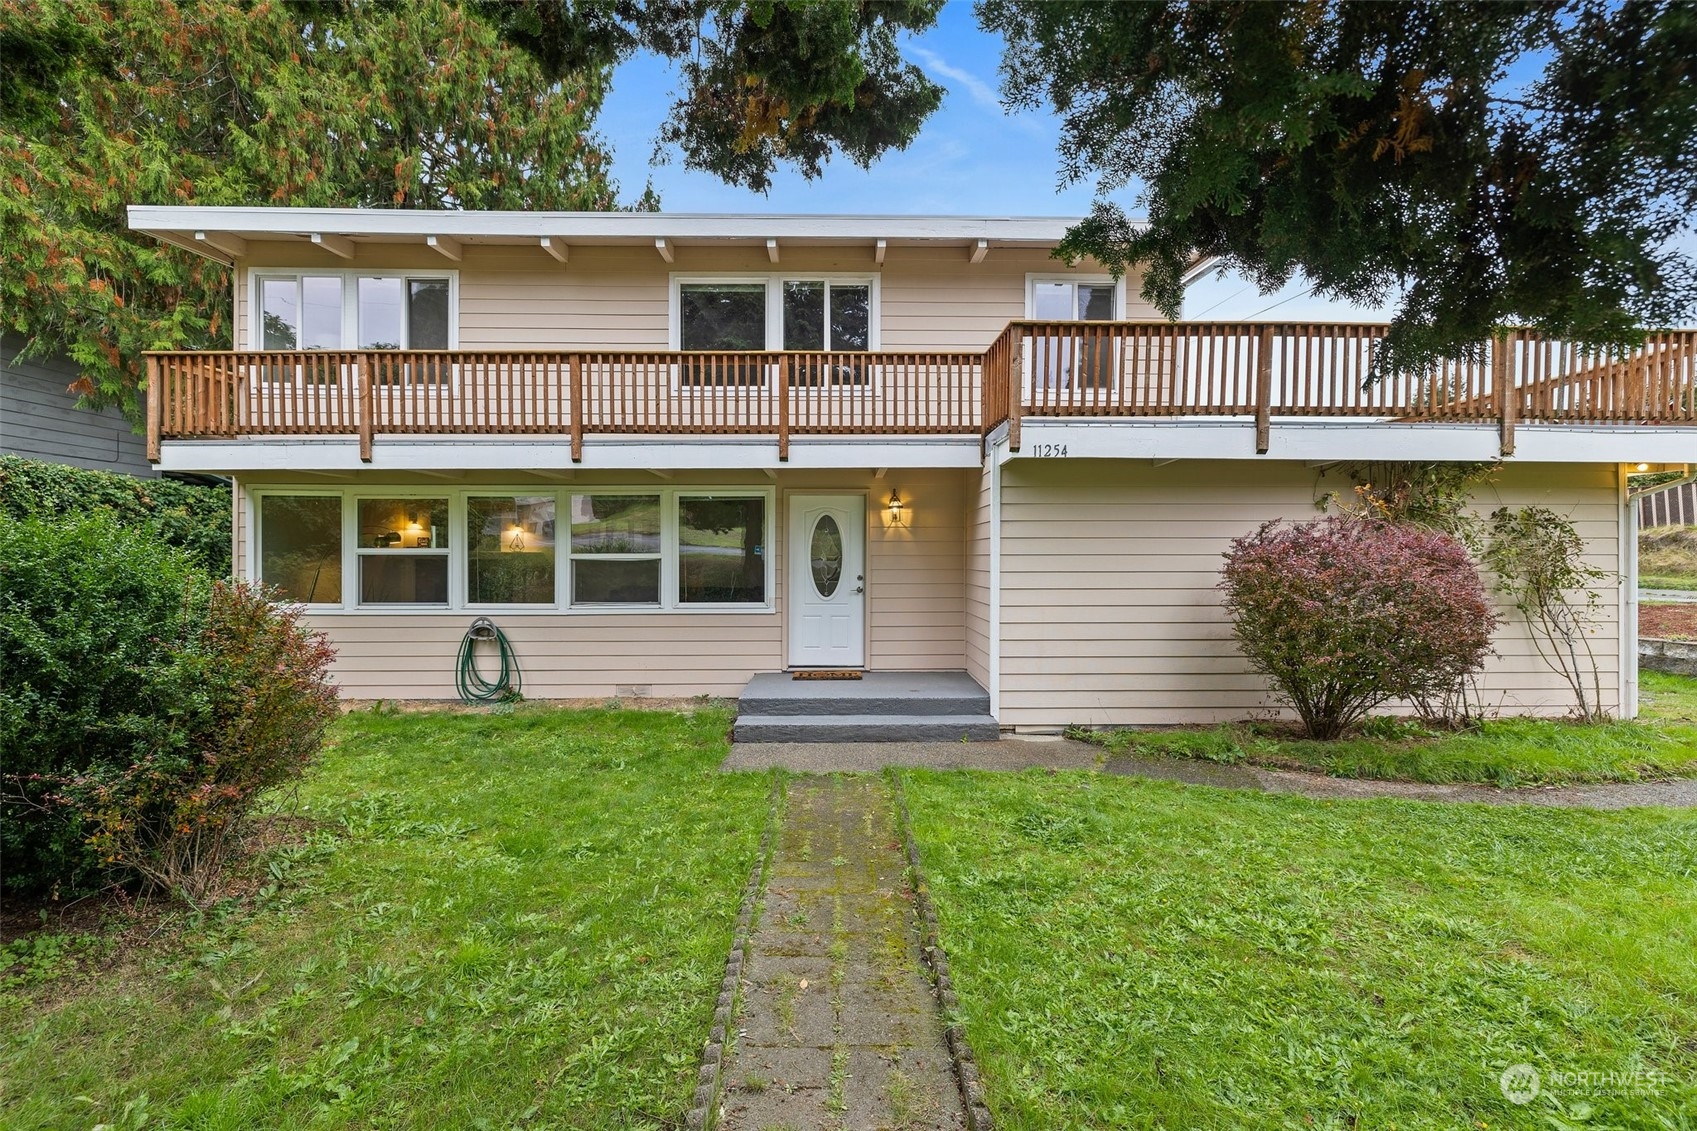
xmin=1 ymin=336 xmax=155 ymax=476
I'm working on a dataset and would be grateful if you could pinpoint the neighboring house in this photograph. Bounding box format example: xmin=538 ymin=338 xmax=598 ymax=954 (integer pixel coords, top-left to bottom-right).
xmin=1640 ymin=481 xmax=1696 ymax=529
xmin=1 ymin=333 xmax=157 ymax=476
xmin=127 ymin=206 xmax=1696 ymax=730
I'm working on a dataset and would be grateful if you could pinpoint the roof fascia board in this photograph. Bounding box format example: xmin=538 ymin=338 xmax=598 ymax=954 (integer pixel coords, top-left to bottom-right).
xmin=126 ymin=205 xmax=1105 ymax=245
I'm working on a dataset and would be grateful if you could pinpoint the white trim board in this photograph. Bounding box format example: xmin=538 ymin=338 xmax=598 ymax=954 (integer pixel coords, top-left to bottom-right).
xmin=1000 ymin=420 xmax=1697 ymax=464
xmin=157 ymin=436 xmax=986 ymax=473
xmin=130 ymin=206 xmax=1110 ymax=248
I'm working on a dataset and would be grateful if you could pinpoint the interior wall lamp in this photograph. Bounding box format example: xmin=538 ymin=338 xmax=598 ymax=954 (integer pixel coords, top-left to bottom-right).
xmin=887 ymin=492 xmax=907 ymax=528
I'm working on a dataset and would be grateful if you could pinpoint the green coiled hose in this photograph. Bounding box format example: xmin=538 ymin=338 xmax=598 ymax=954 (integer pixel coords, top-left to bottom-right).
xmin=456 ymin=617 xmax=522 ymax=703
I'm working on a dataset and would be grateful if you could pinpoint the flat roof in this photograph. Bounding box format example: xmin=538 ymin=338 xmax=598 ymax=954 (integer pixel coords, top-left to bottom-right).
xmin=125 ymin=206 xmax=1112 ymax=265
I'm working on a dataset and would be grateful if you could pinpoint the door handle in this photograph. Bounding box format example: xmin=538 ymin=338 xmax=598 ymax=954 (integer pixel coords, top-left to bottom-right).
xmin=853 ymin=584 xmax=864 ymax=593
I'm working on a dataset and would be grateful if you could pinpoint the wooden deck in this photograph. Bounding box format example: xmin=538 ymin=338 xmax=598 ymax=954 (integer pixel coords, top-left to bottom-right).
xmin=146 ymin=322 xmax=1697 ymax=461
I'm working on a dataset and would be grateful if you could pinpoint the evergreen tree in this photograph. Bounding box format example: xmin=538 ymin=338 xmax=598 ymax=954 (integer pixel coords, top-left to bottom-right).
xmin=978 ymin=0 xmax=1697 ymax=371
xmin=1 ymin=0 xmax=619 ymax=419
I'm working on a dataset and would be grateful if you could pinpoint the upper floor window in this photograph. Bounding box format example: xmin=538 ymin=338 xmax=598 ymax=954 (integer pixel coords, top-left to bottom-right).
xmin=253 ymin=270 xmax=455 ymax=351
xmin=672 ymin=276 xmax=879 ymax=353
xmin=1028 ymin=276 xmax=1122 ymax=322
xmin=782 ymin=281 xmax=870 ymax=351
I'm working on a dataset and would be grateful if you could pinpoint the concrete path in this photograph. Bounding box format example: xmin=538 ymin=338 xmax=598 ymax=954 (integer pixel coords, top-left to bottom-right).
xmin=1643 ymin=588 xmax=1697 ymax=604
xmin=718 ymin=777 xmax=964 ymax=1130
xmin=724 ymin=738 xmax=1100 ymax=774
xmin=726 ymin=739 xmax=1697 ymax=809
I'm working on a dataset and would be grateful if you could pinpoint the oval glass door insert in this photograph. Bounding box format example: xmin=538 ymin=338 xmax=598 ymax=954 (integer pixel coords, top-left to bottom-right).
xmin=810 ymin=514 xmax=843 ymax=598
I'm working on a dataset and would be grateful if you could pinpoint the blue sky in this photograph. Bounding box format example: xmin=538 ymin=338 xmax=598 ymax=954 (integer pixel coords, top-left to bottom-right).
xmin=592 ymin=7 xmax=1365 ymax=322
xmin=596 ymin=6 xmax=1691 ymax=328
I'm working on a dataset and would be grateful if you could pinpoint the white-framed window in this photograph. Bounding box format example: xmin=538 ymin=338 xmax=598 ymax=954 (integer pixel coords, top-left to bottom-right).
xmin=248 ymin=485 xmax=773 ymax=614
xmin=670 ymin=274 xmax=879 ymax=388
xmin=354 ymin=496 xmax=451 ymax=606
xmin=1025 ymin=274 xmax=1126 ymax=393
xmin=1025 ymin=274 xmax=1125 ymax=321
xmin=256 ymin=492 xmax=344 ymax=605
xmin=249 ymin=269 xmax=458 ymax=351
xmin=569 ymin=492 xmax=664 ymax=605
xmin=465 ymin=495 xmax=559 ymax=607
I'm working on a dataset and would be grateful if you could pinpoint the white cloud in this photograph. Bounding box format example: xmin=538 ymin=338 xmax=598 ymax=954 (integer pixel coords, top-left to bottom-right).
xmin=910 ymin=46 xmax=1002 ymax=112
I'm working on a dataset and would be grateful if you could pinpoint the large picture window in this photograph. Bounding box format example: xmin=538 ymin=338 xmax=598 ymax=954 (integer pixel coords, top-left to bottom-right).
xmin=259 ymin=494 xmax=343 ymax=604
xmin=678 ymin=496 xmax=766 ymax=604
xmin=466 ymin=496 xmax=556 ymax=605
xmin=251 ymin=270 xmax=455 ymax=354
xmin=672 ymin=275 xmax=878 ymax=387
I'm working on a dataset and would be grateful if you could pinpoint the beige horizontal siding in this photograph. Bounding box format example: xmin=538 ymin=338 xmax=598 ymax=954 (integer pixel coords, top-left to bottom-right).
xmin=997 ymin=460 xmax=1623 ymax=727
xmin=238 ymin=467 xmax=971 ymax=699
xmin=233 ymin=243 xmax=1151 ymax=353
xmin=964 ymin=459 xmax=993 ymax=690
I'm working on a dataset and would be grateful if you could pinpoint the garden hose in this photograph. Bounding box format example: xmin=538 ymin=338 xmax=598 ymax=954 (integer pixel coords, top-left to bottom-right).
xmin=456 ymin=617 xmax=522 ymax=704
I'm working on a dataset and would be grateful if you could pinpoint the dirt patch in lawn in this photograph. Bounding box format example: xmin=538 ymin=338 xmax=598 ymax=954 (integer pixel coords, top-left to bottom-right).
xmin=1642 ymin=604 xmax=1697 ymax=641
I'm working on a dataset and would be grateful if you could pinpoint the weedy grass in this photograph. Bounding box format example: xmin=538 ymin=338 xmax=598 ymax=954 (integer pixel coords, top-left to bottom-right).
xmin=0 ymin=704 xmax=769 ymax=1129
xmin=1074 ymin=674 xmax=1697 ymax=786
xmin=903 ymin=769 xmax=1697 ymax=1129
xmin=1640 ymin=526 xmax=1697 ymax=589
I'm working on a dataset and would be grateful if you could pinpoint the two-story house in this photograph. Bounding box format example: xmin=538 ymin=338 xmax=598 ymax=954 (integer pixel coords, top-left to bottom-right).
xmin=129 ymin=206 xmax=1695 ymax=736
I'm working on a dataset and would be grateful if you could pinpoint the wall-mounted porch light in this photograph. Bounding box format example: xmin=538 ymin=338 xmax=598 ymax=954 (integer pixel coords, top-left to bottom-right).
xmin=1636 ymin=463 xmax=1651 ymax=472
xmin=887 ymin=492 xmax=907 ymax=528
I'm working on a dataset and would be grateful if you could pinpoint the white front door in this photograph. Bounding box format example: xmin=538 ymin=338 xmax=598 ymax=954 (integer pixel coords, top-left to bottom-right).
xmin=788 ymin=495 xmax=866 ymax=667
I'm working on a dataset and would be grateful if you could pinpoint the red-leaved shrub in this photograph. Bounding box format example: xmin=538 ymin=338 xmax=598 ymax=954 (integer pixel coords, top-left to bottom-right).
xmin=81 ymin=580 xmax=339 ymax=900
xmin=1220 ymin=516 xmax=1498 ymax=739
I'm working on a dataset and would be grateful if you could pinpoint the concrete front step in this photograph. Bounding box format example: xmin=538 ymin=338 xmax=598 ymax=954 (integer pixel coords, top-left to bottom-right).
xmin=732 ymin=713 xmax=1002 ymax=743
xmin=739 ymin=671 xmax=991 ymax=718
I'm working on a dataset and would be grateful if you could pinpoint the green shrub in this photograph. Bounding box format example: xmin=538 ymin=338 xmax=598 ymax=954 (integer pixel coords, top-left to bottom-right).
xmin=0 ymin=455 xmax=230 ymax=574
xmin=0 ymin=512 xmax=337 ymax=901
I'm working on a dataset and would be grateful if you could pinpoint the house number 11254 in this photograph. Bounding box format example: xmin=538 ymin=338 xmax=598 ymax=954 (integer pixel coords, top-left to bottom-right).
xmin=1030 ymin=443 xmax=1069 ymax=457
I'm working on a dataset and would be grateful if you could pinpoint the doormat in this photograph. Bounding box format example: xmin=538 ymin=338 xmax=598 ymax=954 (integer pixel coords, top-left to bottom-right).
xmin=792 ymin=670 xmax=864 ymax=680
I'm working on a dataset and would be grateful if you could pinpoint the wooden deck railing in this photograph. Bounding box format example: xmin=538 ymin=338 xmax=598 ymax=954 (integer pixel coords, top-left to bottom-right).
xmin=992 ymin=322 xmax=1697 ymax=453
xmin=145 ymin=324 xmax=1697 ymax=461
xmin=146 ymin=349 xmax=985 ymax=461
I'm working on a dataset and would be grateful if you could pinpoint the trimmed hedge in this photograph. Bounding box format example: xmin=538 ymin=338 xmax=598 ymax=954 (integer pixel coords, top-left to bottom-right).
xmin=0 ymin=455 xmax=230 ymax=574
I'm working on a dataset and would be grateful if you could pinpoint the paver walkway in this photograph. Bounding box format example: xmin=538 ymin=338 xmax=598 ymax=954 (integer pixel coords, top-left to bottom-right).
xmin=718 ymin=776 xmax=964 ymax=1130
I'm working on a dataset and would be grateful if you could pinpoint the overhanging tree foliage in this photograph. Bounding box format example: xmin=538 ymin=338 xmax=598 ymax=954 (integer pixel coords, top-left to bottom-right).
xmin=3 ymin=0 xmax=948 ymax=422
xmin=482 ymin=1 xmax=947 ymax=192
xmin=2 ymin=0 xmax=620 ymax=421
xmin=978 ymin=0 xmax=1697 ymax=372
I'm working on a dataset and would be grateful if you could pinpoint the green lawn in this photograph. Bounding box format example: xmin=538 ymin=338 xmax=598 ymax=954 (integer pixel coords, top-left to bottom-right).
xmin=0 ymin=705 xmax=769 ymax=1130
xmin=903 ymin=769 xmax=1697 ymax=1129
xmin=1074 ymin=674 xmax=1697 ymax=787
xmin=1643 ymin=669 xmax=1697 ymax=722
xmin=1641 ymin=573 xmax=1697 ymax=591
